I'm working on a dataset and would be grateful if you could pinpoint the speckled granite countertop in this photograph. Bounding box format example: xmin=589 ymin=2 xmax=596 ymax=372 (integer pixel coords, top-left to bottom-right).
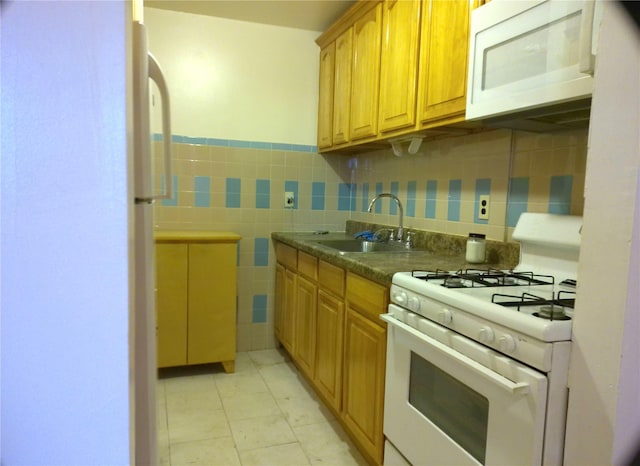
xmin=271 ymin=222 xmax=519 ymax=287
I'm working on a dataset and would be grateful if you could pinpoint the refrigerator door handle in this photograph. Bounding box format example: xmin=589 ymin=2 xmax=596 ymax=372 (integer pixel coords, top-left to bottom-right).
xmin=147 ymin=52 xmax=173 ymax=201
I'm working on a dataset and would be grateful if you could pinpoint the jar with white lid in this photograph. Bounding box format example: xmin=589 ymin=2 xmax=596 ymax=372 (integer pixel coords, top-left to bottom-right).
xmin=466 ymin=233 xmax=486 ymax=263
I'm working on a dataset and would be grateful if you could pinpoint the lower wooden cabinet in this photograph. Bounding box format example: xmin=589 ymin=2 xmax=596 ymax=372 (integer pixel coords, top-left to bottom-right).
xmin=155 ymin=232 xmax=240 ymax=372
xmin=342 ymin=304 xmax=387 ymax=464
xmin=294 ymin=275 xmax=317 ymax=379
xmin=273 ymin=242 xmax=388 ymax=465
xmin=315 ymin=289 xmax=344 ymax=413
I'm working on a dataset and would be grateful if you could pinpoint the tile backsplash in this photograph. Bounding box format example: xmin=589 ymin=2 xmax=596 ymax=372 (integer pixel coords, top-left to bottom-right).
xmin=152 ymin=128 xmax=588 ymax=351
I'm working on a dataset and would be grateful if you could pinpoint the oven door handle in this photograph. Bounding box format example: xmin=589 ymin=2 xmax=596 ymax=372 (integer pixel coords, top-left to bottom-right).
xmin=381 ymin=314 xmax=530 ymax=396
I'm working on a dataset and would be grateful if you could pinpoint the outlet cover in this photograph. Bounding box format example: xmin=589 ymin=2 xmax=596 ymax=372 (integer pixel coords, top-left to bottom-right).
xmin=284 ymin=191 xmax=295 ymax=208
xmin=478 ymin=195 xmax=490 ymax=220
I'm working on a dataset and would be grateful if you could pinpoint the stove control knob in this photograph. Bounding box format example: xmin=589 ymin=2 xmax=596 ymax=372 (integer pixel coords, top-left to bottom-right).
xmin=407 ymin=296 xmax=420 ymax=312
xmin=437 ymin=309 xmax=452 ymax=325
xmin=393 ymin=290 xmax=408 ymax=306
xmin=498 ymin=335 xmax=516 ymax=353
xmin=478 ymin=327 xmax=495 ymax=343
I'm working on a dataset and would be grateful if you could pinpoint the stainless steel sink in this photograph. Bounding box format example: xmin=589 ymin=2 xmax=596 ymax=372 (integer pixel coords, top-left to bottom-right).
xmin=314 ymin=239 xmax=413 ymax=253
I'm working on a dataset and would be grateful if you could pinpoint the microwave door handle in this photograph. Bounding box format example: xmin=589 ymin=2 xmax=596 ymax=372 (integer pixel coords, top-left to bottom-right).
xmin=381 ymin=314 xmax=530 ymax=395
xmin=578 ymin=0 xmax=596 ymax=75
xmin=148 ymin=52 xmax=173 ymax=201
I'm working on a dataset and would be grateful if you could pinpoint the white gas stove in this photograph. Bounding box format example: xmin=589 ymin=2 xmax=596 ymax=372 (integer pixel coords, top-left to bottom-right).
xmin=383 ymin=213 xmax=582 ymax=466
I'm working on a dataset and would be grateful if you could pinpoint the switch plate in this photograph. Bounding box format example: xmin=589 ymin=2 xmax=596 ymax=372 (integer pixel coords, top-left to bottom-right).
xmin=284 ymin=191 xmax=295 ymax=208
xmin=478 ymin=195 xmax=490 ymax=220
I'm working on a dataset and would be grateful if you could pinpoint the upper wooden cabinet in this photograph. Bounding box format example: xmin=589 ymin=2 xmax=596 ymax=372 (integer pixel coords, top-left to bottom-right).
xmin=378 ymin=0 xmax=422 ymax=133
xmin=417 ymin=0 xmax=474 ymax=127
xmin=333 ymin=28 xmax=353 ymax=145
xmin=316 ymin=0 xmax=483 ymax=153
xmin=349 ymin=3 xmax=382 ymax=141
xmin=317 ymin=43 xmax=335 ymax=150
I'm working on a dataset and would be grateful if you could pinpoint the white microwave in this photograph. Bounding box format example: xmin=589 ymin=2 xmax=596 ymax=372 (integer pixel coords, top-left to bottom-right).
xmin=466 ymin=0 xmax=602 ymax=131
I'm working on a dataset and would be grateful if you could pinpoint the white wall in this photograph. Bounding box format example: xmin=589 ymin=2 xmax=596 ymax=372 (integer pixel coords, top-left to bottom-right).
xmin=564 ymin=2 xmax=640 ymax=464
xmin=1 ymin=1 xmax=131 ymax=463
xmin=145 ymin=7 xmax=321 ymax=145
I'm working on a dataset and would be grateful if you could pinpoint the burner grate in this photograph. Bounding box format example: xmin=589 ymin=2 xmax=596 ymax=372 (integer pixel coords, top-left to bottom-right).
xmin=491 ymin=291 xmax=576 ymax=320
xmin=411 ymin=268 xmax=554 ymax=288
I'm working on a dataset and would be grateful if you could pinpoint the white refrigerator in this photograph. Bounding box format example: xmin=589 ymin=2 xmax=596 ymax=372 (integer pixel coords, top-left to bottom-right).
xmin=132 ymin=20 xmax=172 ymax=465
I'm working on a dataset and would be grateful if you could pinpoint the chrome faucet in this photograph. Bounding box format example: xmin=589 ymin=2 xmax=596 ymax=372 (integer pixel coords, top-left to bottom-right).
xmin=367 ymin=193 xmax=403 ymax=242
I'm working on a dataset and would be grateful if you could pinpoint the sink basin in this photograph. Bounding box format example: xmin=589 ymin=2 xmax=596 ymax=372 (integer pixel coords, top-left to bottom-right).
xmin=314 ymin=239 xmax=413 ymax=253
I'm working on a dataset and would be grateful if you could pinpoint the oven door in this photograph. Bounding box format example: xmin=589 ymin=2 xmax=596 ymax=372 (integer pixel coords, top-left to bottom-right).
xmin=382 ymin=307 xmax=548 ymax=466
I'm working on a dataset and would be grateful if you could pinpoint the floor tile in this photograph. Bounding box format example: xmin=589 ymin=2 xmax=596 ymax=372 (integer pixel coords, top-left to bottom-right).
xmin=167 ymin=386 xmax=223 ymax=414
xmin=229 ymin=414 xmax=297 ymax=452
xmin=170 ymin=436 xmax=241 ymax=466
xmin=293 ymin=420 xmax=367 ymax=465
xmin=248 ymin=348 xmax=290 ymax=368
xmin=237 ymin=442 xmax=311 ymax=466
xmin=275 ymin=394 xmax=333 ymax=427
xmin=222 ymin=391 xmax=282 ymax=421
xmin=215 ymin=371 xmax=270 ymax=399
xmin=168 ymin=408 xmax=231 ymax=444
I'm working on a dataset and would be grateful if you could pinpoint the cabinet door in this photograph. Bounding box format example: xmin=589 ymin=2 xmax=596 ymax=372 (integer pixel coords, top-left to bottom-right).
xmin=315 ymin=289 xmax=344 ymax=413
xmin=156 ymin=243 xmax=188 ymax=368
xmin=187 ymin=243 xmax=237 ymax=365
xmin=332 ymin=28 xmax=353 ymax=145
xmin=318 ymin=43 xmax=335 ymax=149
xmin=294 ymin=275 xmax=317 ymax=379
xmin=378 ymin=0 xmax=422 ymax=133
xmin=274 ymin=263 xmax=285 ymax=340
xmin=280 ymin=268 xmax=297 ymax=354
xmin=418 ymin=0 xmax=471 ymax=125
xmin=342 ymin=306 xmax=386 ymax=465
xmin=349 ymin=3 xmax=382 ymax=141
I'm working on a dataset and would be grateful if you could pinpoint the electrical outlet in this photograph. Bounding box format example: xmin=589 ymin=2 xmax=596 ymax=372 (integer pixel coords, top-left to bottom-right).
xmin=478 ymin=195 xmax=490 ymax=220
xmin=284 ymin=191 xmax=295 ymax=208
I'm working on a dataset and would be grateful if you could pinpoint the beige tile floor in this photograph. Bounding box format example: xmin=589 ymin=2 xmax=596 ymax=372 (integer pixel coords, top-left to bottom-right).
xmin=157 ymin=348 xmax=368 ymax=466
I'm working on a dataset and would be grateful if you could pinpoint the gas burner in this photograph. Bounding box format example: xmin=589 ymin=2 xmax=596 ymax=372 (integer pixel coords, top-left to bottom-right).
xmin=444 ymin=276 xmax=465 ymax=288
xmin=534 ymin=305 xmax=571 ymax=321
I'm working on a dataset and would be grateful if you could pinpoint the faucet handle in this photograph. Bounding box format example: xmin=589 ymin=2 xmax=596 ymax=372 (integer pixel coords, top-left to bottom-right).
xmin=405 ymin=231 xmax=414 ymax=247
xmin=373 ymin=228 xmax=394 ymax=242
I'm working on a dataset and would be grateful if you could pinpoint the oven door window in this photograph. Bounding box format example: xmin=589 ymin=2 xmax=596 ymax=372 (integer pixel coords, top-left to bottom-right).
xmin=409 ymin=351 xmax=489 ymax=464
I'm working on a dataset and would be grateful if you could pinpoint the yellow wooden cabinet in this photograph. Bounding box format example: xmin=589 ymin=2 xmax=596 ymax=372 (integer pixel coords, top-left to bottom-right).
xmin=295 ymin=275 xmax=317 ymax=379
xmin=332 ymin=28 xmax=353 ymax=146
xmin=155 ymin=231 xmax=240 ymax=372
xmin=349 ymin=2 xmax=382 ymax=141
xmin=274 ymin=242 xmax=298 ymax=355
xmin=417 ymin=0 xmax=475 ymax=127
xmin=378 ymin=0 xmax=422 ymax=133
xmin=317 ymin=43 xmax=335 ymax=150
xmin=314 ymin=260 xmax=346 ymax=413
xmin=342 ymin=272 xmax=388 ymax=465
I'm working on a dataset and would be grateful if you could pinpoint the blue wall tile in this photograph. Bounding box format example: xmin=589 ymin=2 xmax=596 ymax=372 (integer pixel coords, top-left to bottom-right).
xmin=338 ymin=183 xmax=357 ymax=211
xmin=425 ymin=180 xmax=437 ymax=219
xmin=390 ymin=181 xmax=399 ymax=215
xmin=284 ymin=180 xmax=298 ymax=209
xmin=548 ymin=175 xmax=573 ymax=214
xmin=361 ymin=183 xmax=370 ymax=212
xmin=406 ymin=181 xmax=417 ymax=217
xmin=474 ymin=178 xmax=491 ymax=224
xmin=374 ymin=182 xmax=383 ymax=213
xmin=254 ymin=237 xmax=269 ymax=266
xmin=252 ymin=294 xmax=267 ymax=323
xmin=225 ymin=178 xmax=241 ymax=208
xmin=312 ymin=182 xmax=325 ymax=211
xmin=256 ymin=179 xmax=270 ymax=209
xmin=194 ymin=176 xmax=211 ymax=208
xmin=447 ymin=179 xmax=462 ymax=221
xmin=507 ymin=177 xmax=530 ymax=227
xmin=160 ymin=175 xmax=178 ymax=207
